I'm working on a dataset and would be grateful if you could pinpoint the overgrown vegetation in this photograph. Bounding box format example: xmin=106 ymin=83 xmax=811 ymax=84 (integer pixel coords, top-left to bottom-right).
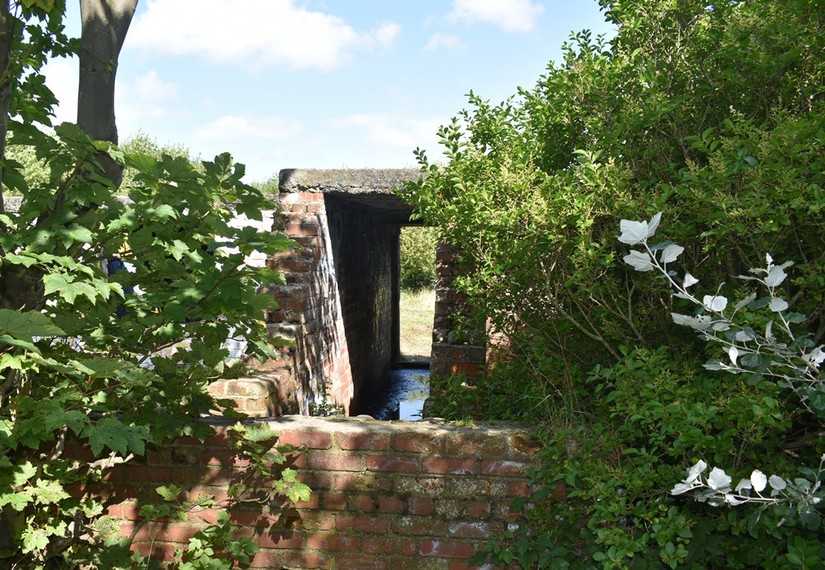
xmin=399 ymin=225 xmax=437 ymax=290
xmin=401 ymin=0 xmax=824 ymax=567
xmin=0 ymin=2 xmax=308 ymax=567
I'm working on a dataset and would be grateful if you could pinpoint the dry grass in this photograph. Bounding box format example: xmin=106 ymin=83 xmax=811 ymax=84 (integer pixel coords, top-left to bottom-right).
xmin=399 ymin=288 xmax=435 ymax=361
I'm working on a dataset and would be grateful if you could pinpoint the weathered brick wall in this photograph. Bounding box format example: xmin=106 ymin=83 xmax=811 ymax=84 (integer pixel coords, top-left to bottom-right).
xmin=249 ymin=169 xmax=419 ymax=417
xmin=431 ymin=243 xmax=487 ymax=379
xmin=106 ymin=416 xmax=538 ymax=569
xmin=206 ymin=168 xmax=493 ymax=417
xmin=267 ymin=191 xmax=355 ymax=415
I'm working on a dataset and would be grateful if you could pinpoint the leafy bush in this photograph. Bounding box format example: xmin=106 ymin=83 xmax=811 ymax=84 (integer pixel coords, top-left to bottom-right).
xmin=401 ymin=0 xmax=825 ymax=567
xmin=400 ymin=226 xmax=437 ymax=290
xmin=0 ymin=4 xmax=308 ymax=567
xmin=400 ymin=0 xmax=825 ymax=370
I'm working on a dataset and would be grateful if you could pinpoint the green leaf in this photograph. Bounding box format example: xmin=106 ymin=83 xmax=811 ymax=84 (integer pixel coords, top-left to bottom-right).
xmin=156 ymin=484 xmax=183 ymax=501
xmin=33 ymin=478 xmax=70 ymax=504
xmin=21 ymin=527 xmax=50 ymax=555
xmin=85 ymin=417 xmax=150 ymax=456
xmin=0 ymin=334 xmax=39 ymax=353
xmin=43 ymin=272 xmax=73 ymax=296
xmin=62 ymin=223 xmax=94 ymax=245
xmin=0 ymin=458 xmax=38 ymax=488
xmin=286 ymin=481 xmax=312 ymax=504
xmin=149 ymin=204 xmax=179 ymax=221
xmin=0 ymin=490 xmax=32 ymax=510
xmin=0 ymin=352 xmax=27 ymax=371
xmin=1 ymin=253 xmax=39 ymax=267
xmin=0 ymin=309 xmax=65 ymax=338
xmin=13 ymin=400 xmax=88 ymax=448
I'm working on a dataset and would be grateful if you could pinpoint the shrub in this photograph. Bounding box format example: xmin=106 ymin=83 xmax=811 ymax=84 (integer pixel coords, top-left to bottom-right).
xmin=401 ymin=0 xmax=825 ymax=567
xmin=0 ymin=5 xmax=308 ymax=566
xmin=400 ymin=225 xmax=437 ymax=290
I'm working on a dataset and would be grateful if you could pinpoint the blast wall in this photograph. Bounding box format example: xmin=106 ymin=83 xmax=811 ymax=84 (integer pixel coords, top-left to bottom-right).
xmin=103 ymin=416 xmax=539 ymax=569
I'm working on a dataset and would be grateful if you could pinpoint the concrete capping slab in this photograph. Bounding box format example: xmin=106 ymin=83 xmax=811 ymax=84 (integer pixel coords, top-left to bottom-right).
xmin=278 ymin=168 xmax=422 ymax=195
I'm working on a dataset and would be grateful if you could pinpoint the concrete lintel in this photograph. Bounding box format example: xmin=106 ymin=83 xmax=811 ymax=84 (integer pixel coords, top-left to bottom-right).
xmin=278 ymin=168 xmax=422 ymax=195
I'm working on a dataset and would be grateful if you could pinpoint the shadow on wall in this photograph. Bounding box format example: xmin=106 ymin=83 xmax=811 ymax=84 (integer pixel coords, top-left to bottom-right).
xmin=99 ymin=415 xmax=540 ymax=567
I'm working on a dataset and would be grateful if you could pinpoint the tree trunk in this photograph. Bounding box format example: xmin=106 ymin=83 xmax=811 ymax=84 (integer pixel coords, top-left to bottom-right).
xmin=77 ymin=0 xmax=137 ymax=186
xmin=0 ymin=2 xmax=16 ymax=214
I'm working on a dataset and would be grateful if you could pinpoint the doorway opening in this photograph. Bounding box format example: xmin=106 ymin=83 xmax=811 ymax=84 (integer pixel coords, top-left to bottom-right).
xmin=397 ymin=225 xmax=437 ymax=364
xmin=360 ymin=225 xmax=437 ymax=420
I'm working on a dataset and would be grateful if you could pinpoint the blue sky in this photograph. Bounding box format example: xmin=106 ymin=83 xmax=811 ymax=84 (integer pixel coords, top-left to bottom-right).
xmin=46 ymin=0 xmax=616 ymax=183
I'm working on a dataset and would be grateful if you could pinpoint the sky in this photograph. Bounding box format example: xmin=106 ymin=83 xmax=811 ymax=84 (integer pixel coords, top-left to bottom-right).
xmin=45 ymin=0 xmax=616 ymax=183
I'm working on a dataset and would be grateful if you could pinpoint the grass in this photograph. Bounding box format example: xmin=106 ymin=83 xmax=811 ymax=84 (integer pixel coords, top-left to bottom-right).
xmin=399 ymin=287 xmax=435 ymax=361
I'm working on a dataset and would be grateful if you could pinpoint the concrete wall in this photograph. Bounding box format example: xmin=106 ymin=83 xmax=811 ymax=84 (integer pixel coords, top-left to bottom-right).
xmin=104 ymin=416 xmax=539 ymax=569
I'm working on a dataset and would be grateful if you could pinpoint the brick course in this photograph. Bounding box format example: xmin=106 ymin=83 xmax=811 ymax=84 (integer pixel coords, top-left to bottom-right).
xmin=108 ymin=416 xmax=537 ymax=569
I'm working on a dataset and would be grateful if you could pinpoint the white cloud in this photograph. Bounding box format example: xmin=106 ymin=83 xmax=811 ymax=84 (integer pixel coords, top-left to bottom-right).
xmin=193 ymin=115 xmax=303 ymax=142
xmin=448 ymin=0 xmax=544 ymax=32
xmin=425 ymin=33 xmax=466 ymax=52
xmin=326 ymin=113 xmax=443 ymax=152
xmin=43 ymin=58 xmax=79 ymax=125
xmin=133 ymin=70 xmax=179 ymax=101
xmin=128 ymin=0 xmax=400 ymax=72
xmin=115 ymin=70 xmax=181 ymax=135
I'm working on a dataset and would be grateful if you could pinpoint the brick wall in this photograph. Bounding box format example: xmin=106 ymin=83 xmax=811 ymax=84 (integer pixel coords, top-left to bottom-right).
xmin=267 ymin=191 xmax=355 ymax=415
xmin=207 ymin=168 xmax=492 ymax=417
xmin=431 ymin=244 xmax=487 ymax=379
xmin=106 ymin=416 xmax=539 ymax=569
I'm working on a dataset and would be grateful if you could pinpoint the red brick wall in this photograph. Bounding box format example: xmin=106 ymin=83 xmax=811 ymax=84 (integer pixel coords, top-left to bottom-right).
xmin=208 ymin=169 xmax=487 ymax=418
xmin=107 ymin=416 xmax=538 ymax=569
xmin=431 ymin=243 xmax=487 ymax=379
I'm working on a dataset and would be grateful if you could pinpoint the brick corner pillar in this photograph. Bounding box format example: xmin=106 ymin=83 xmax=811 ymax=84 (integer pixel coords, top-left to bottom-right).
xmin=262 ymin=187 xmax=355 ymax=415
xmin=430 ymin=242 xmax=486 ymax=379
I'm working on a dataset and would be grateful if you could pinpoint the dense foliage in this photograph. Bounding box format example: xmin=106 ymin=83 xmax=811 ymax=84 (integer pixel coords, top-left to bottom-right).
xmin=0 ymin=3 xmax=307 ymax=567
xmin=399 ymin=226 xmax=437 ymax=290
xmin=401 ymin=0 xmax=825 ymax=567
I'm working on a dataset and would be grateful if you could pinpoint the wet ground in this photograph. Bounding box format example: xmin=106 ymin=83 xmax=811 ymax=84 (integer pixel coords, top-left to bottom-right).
xmin=363 ymin=365 xmax=430 ymax=421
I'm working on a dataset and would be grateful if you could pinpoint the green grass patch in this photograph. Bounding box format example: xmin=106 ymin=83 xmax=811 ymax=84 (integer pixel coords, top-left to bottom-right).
xmin=399 ymin=287 xmax=434 ymax=361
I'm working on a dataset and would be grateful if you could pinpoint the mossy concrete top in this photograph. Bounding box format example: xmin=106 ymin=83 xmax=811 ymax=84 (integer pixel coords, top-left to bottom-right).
xmin=278 ymin=168 xmax=424 ymax=224
xmin=278 ymin=168 xmax=422 ymax=194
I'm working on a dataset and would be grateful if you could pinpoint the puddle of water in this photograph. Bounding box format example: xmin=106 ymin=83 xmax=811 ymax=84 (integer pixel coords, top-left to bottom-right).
xmin=366 ymin=367 xmax=430 ymax=421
